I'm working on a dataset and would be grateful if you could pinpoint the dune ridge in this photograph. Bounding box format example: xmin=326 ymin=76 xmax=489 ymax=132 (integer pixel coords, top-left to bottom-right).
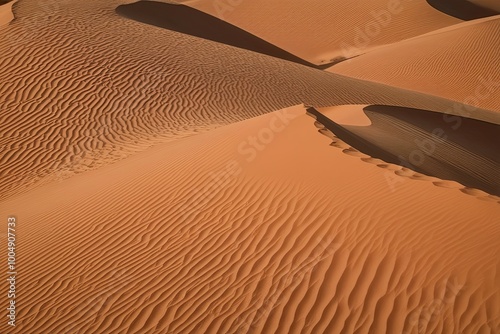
xmin=330 ymin=16 xmax=500 ymax=112
xmin=308 ymin=105 xmax=500 ymax=198
xmin=180 ymin=0 xmax=461 ymax=64
xmin=116 ymin=1 xmax=333 ymax=69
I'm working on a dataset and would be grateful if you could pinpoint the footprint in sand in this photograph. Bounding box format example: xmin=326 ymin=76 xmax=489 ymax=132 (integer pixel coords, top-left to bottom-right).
xmin=311 ymin=114 xmax=499 ymax=203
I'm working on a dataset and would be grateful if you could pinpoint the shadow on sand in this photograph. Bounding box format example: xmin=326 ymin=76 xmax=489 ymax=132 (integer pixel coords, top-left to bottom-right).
xmin=308 ymin=105 xmax=500 ymax=196
xmin=116 ymin=1 xmax=333 ymax=69
xmin=426 ymin=0 xmax=499 ymax=20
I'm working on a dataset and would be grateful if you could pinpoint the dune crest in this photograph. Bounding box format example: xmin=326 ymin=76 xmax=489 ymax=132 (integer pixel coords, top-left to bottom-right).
xmin=316 ymin=105 xmax=372 ymax=126
xmin=181 ymin=0 xmax=460 ymax=64
xmin=331 ymin=16 xmax=500 ymax=112
xmin=308 ymin=105 xmax=500 ymax=197
xmin=116 ymin=1 xmax=332 ymax=69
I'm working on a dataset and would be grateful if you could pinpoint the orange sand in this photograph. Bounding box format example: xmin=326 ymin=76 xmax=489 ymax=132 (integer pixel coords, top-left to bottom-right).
xmin=0 ymin=0 xmax=499 ymax=333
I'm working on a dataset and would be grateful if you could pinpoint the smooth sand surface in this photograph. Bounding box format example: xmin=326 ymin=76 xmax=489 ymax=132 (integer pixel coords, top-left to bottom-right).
xmin=0 ymin=0 xmax=16 ymax=26
xmin=0 ymin=106 xmax=499 ymax=333
xmin=317 ymin=105 xmax=373 ymax=127
xmin=1 ymin=0 xmax=499 ymax=333
xmin=180 ymin=0 xmax=461 ymax=64
xmin=331 ymin=16 xmax=500 ymax=112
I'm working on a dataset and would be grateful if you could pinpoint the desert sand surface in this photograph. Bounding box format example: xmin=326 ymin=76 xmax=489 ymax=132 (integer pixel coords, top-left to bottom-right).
xmin=5 ymin=0 xmax=499 ymax=201
xmin=311 ymin=105 xmax=500 ymax=196
xmin=1 ymin=106 xmax=499 ymax=333
xmin=0 ymin=0 xmax=499 ymax=333
xmin=330 ymin=15 xmax=500 ymax=112
xmin=181 ymin=0 xmax=462 ymax=64
xmin=115 ymin=1 xmax=326 ymax=69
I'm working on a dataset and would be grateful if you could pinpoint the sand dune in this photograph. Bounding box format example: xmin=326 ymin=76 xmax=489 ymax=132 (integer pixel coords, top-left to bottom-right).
xmin=181 ymin=0 xmax=461 ymax=64
xmin=308 ymin=105 xmax=500 ymax=196
xmin=330 ymin=16 xmax=500 ymax=112
xmin=1 ymin=106 xmax=499 ymax=333
xmin=1 ymin=0 xmax=499 ymax=333
xmin=4 ymin=0 xmax=497 ymax=201
xmin=116 ymin=1 xmax=331 ymax=69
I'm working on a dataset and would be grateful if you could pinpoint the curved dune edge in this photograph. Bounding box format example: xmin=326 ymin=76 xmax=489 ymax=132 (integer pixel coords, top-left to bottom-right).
xmin=1 ymin=105 xmax=499 ymax=333
xmin=308 ymin=105 xmax=500 ymax=200
xmin=0 ymin=0 xmax=16 ymax=26
xmin=315 ymin=104 xmax=373 ymax=126
xmin=330 ymin=16 xmax=500 ymax=112
xmin=178 ymin=0 xmax=460 ymax=64
xmin=116 ymin=1 xmax=333 ymax=69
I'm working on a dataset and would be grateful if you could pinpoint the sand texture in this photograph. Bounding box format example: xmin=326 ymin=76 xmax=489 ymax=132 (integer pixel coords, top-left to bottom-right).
xmin=330 ymin=16 xmax=500 ymax=112
xmin=0 ymin=0 xmax=499 ymax=333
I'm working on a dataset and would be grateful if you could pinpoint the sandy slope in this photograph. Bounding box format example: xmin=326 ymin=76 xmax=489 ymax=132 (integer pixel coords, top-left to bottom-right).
xmin=3 ymin=0 xmax=497 ymax=201
xmin=330 ymin=16 xmax=500 ymax=112
xmin=0 ymin=0 xmax=16 ymax=26
xmin=180 ymin=0 xmax=460 ymax=64
xmin=310 ymin=105 xmax=500 ymax=196
xmin=115 ymin=1 xmax=325 ymax=69
xmin=0 ymin=106 xmax=499 ymax=334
